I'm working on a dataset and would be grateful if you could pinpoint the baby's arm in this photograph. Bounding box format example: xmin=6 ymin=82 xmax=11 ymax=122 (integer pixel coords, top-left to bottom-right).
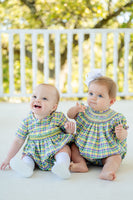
xmin=67 ymin=102 xmax=86 ymax=119
xmin=115 ymin=124 xmax=128 ymax=141
xmin=64 ymin=121 xmax=76 ymax=134
xmin=0 ymin=136 xmax=25 ymax=170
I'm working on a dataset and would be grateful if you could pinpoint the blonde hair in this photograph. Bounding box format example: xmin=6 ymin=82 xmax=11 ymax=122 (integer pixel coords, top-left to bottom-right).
xmin=37 ymin=83 xmax=60 ymax=104
xmin=90 ymin=76 xmax=117 ymax=98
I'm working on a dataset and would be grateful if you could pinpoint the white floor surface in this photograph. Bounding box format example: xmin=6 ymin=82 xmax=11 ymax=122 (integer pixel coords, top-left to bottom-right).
xmin=0 ymin=100 xmax=133 ymax=200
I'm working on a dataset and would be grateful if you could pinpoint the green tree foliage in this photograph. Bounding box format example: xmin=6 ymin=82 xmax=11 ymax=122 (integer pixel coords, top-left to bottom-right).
xmin=1 ymin=0 xmax=133 ymax=29
xmin=0 ymin=0 xmax=133 ymax=99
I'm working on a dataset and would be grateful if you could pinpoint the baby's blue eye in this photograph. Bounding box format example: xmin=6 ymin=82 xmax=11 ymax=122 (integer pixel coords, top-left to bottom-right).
xmin=32 ymin=95 xmax=36 ymax=99
xmin=98 ymin=94 xmax=103 ymax=98
xmin=42 ymin=97 xmax=47 ymax=100
xmin=89 ymin=92 xmax=93 ymax=96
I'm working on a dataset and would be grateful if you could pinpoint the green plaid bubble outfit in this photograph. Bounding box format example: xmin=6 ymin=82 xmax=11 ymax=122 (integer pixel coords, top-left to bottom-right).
xmin=16 ymin=111 xmax=74 ymax=171
xmin=75 ymin=105 xmax=128 ymax=166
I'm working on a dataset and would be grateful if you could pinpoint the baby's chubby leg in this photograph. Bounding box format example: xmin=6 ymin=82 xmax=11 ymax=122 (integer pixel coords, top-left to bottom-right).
xmin=10 ymin=155 xmax=35 ymax=178
xmin=70 ymin=143 xmax=88 ymax=173
xmin=51 ymin=145 xmax=71 ymax=179
xmin=99 ymin=154 xmax=122 ymax=181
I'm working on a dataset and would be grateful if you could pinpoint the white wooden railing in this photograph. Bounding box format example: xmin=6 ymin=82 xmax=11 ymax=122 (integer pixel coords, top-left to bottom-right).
xmin=0 ymin=29 xmax=133 ymax=98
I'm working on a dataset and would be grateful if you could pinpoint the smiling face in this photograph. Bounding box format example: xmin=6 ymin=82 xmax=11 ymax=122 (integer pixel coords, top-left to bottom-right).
xmin=87 ymin=82 xmax=116 ymax=111
xmin=30 ymin=84 xmax=60 ymax=119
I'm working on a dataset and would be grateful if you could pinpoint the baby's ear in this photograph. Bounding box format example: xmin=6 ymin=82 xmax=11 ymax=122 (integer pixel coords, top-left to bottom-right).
xmin=52 ymin=104 xmax=58 ymax=111
xmin=110 ymin=98 xmax=116 ymax=105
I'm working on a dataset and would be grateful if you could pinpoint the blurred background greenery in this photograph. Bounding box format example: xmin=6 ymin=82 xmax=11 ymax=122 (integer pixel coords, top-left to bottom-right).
xmin=0 ymin=0 xmax=133 ymax=102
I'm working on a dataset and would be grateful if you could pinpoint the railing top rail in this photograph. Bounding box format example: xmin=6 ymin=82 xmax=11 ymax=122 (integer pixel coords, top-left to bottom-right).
xmin=0 ymin=28 xmax=133 ymax=34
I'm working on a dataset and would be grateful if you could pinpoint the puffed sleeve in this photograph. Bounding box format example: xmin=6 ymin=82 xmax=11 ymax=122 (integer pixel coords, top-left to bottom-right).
xmin=16 ymin=118 xmax=29 ymax=140
xmin=52 ymin=112 xmax=68 ymax=132
xmin=113 ymin=113 xmax=129 ymax=130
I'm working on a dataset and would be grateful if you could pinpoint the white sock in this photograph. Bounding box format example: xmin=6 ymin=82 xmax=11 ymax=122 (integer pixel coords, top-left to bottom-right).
xmin=10 ymin=156 xmax=35 ymax=178
xmin=51 ymin=152 xmax=71 ymax=179
xmin=22 ymin=156 xmax=35 ymax=169
xmin=55 ymin=152 xmax=70 ymax=166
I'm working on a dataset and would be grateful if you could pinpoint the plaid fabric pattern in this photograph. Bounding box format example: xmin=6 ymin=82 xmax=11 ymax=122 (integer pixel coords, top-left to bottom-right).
xmin=16 ymin=111 xmax=74 ymax=170
xmin=75 ymin=105 xmax=128 ymax=165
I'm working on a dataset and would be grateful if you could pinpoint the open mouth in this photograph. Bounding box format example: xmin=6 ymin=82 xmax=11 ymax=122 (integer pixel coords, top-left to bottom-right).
xmin=34 ymin=105 xmax=41 ymax=108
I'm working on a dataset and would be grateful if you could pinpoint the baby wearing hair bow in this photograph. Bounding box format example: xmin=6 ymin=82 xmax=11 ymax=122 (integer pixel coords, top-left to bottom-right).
xmin=85 ymin=69 xmax=103 ymax=87
xmin=67 ymin=69 xmax=128 ymax=181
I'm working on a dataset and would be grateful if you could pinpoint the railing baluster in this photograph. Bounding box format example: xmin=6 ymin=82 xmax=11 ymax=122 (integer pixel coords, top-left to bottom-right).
xmin=0 ymin=33 xmax=3 ymax=95
xmin=67 ymin=33 xmax=73 ymax=95
xmin=20 ymin=33 xmax=26 ymax=95
xmin=9 ymin=33 xmax=14 ymax=95
xmin=124 ymin=32 xmax=130 ymax=95
xmin=32 ymin=33 xmax=37 ymax=90
xmin=55 ymin=33 xmax=60 ymax=91
xmin=78 ymin=33 xmax=84 ymax=94
xmin=44 ymin=32 xmax=49 ymax=83
xmin=113 ymin=32 xmax=118 ymax=83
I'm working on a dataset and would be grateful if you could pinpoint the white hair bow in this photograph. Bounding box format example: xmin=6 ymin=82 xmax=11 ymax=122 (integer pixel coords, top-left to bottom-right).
xmin=85 ymin=69 xmax=103 ymax=87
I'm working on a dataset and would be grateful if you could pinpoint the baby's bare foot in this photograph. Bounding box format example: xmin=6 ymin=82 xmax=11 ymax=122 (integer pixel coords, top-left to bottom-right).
xmin=99 ymin=171 xmax=116 ymax=181
xmin=70 ymin=162 xmax=88 ymax=173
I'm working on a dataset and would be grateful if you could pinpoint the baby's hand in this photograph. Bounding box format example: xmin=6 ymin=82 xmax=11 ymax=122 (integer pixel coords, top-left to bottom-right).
xmin=115 ymin=124 xmax=127 ymax=141
xmin=0 ymin=158 xmax=10 ymax=170
xmin=76 ymin=102 xmax=87 ymax=113
xmin=65 ymin=121 xmax=76 ymax=134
